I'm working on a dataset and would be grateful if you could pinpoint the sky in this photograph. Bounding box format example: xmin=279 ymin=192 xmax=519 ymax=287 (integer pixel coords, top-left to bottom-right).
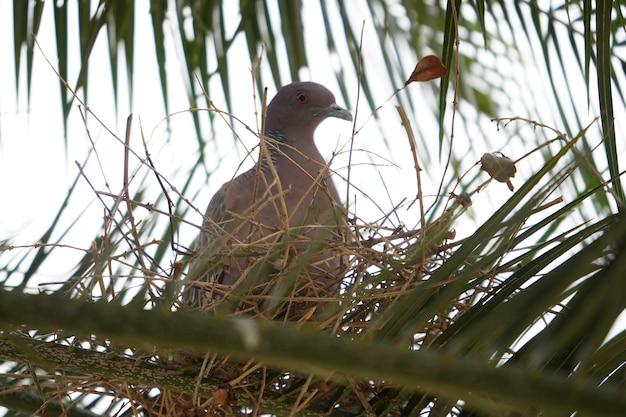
xmin=1 ymin=2 xmax=623 ymax=301
xmin=1 ymin=2 xmax=626 ymax=415
xmin=0 ymin=1 xmax=466 ymax=290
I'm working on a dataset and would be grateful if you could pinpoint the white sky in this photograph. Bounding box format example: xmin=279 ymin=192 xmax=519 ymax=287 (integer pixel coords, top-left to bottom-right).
xmin=0 ymin=1 xmax=623 ymax=302
xmin=0 ymin=1 xmax=463 ymax=287
xmin=1 ymin=2 xmax=626 ymax=415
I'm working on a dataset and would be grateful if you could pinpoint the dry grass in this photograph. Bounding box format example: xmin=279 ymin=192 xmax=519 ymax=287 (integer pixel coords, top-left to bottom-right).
xmin=144 ymin=173 xmax=473 ymax=415
xmin=1 ymin=128 xmax=479 ymax=415
xmin=0 ymin=54 xmax=512 ymax=415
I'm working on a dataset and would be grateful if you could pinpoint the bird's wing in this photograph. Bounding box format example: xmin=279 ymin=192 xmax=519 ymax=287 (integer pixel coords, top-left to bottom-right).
xmin=182 ymin=180 xmax=236 ymax=308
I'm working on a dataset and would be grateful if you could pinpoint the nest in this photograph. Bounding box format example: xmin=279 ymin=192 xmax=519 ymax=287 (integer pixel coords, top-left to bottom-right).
xmin=134 ymin=193 xmax=473 ymax=417
xmin=0 ymin=169 xmax=483 ymax=417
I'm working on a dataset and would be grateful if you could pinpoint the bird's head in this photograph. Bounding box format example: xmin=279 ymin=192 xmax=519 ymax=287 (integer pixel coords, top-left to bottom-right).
xmin=264 ymin=82 xmax=352 ymax=138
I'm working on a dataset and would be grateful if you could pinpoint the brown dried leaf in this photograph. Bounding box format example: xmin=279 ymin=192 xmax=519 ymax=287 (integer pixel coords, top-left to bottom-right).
xmin=210 ymin=384 xmax=237 ymax=407
xmin=405 ymin=55 xmax=447 ymax=86
xmin=210 ymin=388 xmax=229 ymax=407
xmin=311 ymin=380 xmax=330 ymax=393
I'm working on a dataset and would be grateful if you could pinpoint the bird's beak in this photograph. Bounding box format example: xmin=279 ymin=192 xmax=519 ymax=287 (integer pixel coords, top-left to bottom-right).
xmin=324 ymin=104 xmax=353 ymax=122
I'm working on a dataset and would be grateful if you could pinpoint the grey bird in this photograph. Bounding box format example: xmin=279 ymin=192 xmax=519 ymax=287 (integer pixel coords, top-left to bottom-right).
xmin=182 ymin=82 xmax=352 ymax=319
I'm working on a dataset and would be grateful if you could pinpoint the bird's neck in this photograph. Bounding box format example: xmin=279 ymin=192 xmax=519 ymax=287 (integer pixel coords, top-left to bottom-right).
xmin=259 ymin=129 xmax=325 ymax=172
xmin=256 ymin=128 xmax=341 ymax=206
xmin=257 ymin=129 xmax=283 ymax=171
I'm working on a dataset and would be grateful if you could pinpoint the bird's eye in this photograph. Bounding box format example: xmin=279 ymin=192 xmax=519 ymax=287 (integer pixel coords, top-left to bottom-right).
xmin=295 ymin=91 xmax=309 ymax=104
